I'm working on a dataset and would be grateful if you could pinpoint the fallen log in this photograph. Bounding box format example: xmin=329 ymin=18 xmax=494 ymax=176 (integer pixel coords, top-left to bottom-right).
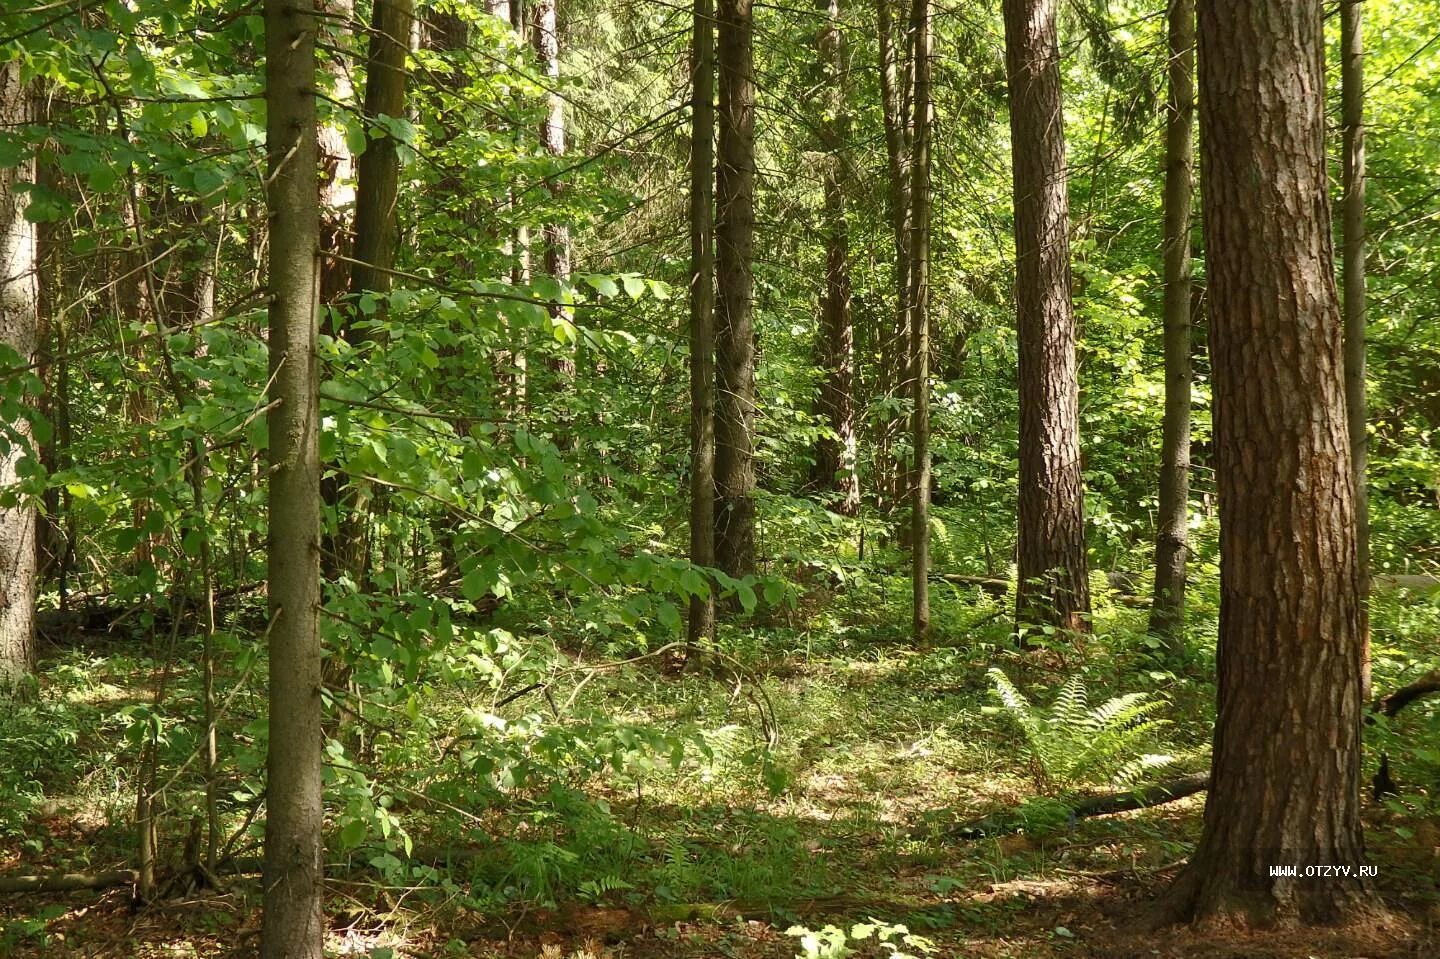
xmin=1374 ymin=574 xmax=1440 ymax=592
xmin=0 ymin=869 xmax=137 ymax=893
xmin=930 ymin=774 xmax=1210 ymax=841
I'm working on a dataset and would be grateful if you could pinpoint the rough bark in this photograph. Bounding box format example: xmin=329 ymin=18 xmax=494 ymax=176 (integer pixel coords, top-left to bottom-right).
xmin=1148 ymin=0 xmax=1195 ymax=652
xmin=1340 ymin=0 xmax=1369 ymax=699
xmin=0 ymin=60 xmax=38 ymax=689
xmin=688 ymin=0 xmax=717 ymax=644
xmin=1003 ymin=0 xmax=1090 ymax=635
xmin=261 ymin=1 xmax=326 ymax=955
xmin=1159 ymin=0 xmax=1376 ymax=926
xmin=714 ymin=0 xmax=757 ymax=581
xmin=908 ymin=0 xmax=931 ymax=642
xmin=812 ymin=0 xmax=859 ymax=517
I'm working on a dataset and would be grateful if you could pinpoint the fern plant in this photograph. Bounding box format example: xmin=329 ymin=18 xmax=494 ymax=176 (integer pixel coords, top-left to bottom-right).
xmin=986 ymin=668 xmax=1178 ymax=794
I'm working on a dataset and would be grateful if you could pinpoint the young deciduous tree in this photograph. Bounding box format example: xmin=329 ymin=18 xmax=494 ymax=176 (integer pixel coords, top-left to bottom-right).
xmin=0 ymin=60 xmax=37 ymax=690
xmin=714 ymin=0 xmax=757 ymax=581
xmin=1003 ymin=0 xmax=1090 ymax=635
xmin=261 ymin=0 xmax=326 ymax=954
xmin=534 ymin=0 xmax=574 ymax=379
xmin=688 ymin=0 xmax=717 ymax=643
xmin=1341 ymin=0 xmax=1369 ymax=695
xmin=812 ymin=0 xmax=859 ymax=518
xmin=1160 ymin=0 xmax=1376 ymax=925
xmin=1148 ymin=0 xmax=1195 ymax=651
xmin=908 ymin=0 xmax=932 ymax=641
xmin=875 ymin=0 xmax=911 ymax=523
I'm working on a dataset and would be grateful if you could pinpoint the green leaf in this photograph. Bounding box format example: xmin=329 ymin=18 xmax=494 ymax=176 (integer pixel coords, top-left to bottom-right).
xmin=583 ymin=274 xmax=619 ymax=297
xmin=340 ymin=818 xmax=367 ymax=849
xmin=461 ymin=566 xmax=491 ymax=601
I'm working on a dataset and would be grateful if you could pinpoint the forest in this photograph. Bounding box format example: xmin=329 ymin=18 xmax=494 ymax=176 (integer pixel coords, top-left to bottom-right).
xmin=0 ymin=0 xmax=1438 ymax=955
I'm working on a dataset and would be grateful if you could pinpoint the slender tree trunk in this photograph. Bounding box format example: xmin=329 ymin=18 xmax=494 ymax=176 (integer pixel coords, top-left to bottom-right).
xmin=318 ymin=0 xmax=356 ymax=306
xmin=261 ymin=1 xmax=326 ymax=955
xmin=1159 ymin=0 xmax=1375 ymax=925
xmin=508 ymin=0 xmax=532 ymax=418
xmin=908 ymin=0 xmax=931 ymax=642
xmin=0 ymin=61 xmax=38 ymax=689
xmin=324 ymin=0 xmax=413 ymax=588
xmin=533 ymin=0 xmax=574 ymax=379
xmin=316 ymin=0 xmax=358 ymax=584
xmin=350 ymin=0 xmax=411 ymax=305
xmin=1148 ymin=0 xmax=1195 ymax=652
xmin=688 ymin=0 xmax=717 ymax=644
xmin=812 ymin=0 xmax=859 ymax=517
xmin=876 ymin=0 xmax=911 ymax=524
xmin=714 ymin=0 xmax=757 ymax=580
xmin=1003 ymin=0 xmax=1090 ymax=635
xmin=1341 ymin=0 xmax=1369 ymax=699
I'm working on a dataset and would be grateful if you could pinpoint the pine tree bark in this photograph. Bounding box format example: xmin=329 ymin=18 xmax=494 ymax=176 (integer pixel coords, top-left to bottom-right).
xmin=1148 ymin=0 xmax=1195 ymax=651
xmin=1158 ymin=0 xmax=1376 ymax=925
xmin=714 ymin=0 xmax=757 ymax=580
xmin=0 ymin=61 xmax=37 ymax=689
xmin=812 ymin=0 xmax=859 ymax=517
xmin=688 ymin=0 xmax=717 ymax=644
xmin=261 ymin=1 xmax=326 ymax=955
xmin=1340 ymin=0 xmax=1369 ymax=698
xmin=1003 ymin=0 xmax=1090 ymax=634
xmin=908 ymin=0 xmax=931 ymax=642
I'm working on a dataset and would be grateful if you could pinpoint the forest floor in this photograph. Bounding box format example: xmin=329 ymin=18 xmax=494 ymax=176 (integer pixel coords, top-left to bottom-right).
xmin=3 ymin=591 xmax=1439 ymax=959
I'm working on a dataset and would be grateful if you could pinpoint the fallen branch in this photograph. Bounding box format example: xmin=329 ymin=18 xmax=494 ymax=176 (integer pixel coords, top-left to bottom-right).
xmin=0 ymin=870 xmax=138 ymax=893
xmin=1376 ymin=670 xmax=1440 ymax=718
xmin=931 ymin=774 xmax=1210 ymax=840
xmin=1374 ymin=574 xmax=1440 ymax=592
xmin=1372 ymin=668 xmax=1440 ymax=798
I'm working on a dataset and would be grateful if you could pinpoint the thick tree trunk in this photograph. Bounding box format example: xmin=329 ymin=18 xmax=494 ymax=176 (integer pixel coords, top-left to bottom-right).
xmin=688 ymin=0 xmax=717 ymax=644
xmin=812 ymin=0 xmax=859 ymax=517
xmin=908 ymin=0 xmax=931 ymax=642
xmin=875 ymin=0 xmax=910 ymax=523
xmin=261 ymin=1 xmax=326 ymax=955
xmin=1159 ymin=0 xmax=1376 ymax=926
xmin=1003 ymin=0 xmax=1090 ymax=635
xmin=714 ymin=0 xmax=757 ymax=581
xmin=1148 ymin=0 xmax=1195 ymax=652
xmin=0 ymin=61 xmax=38 ymax=689
xmin=1340 ymin=0 xmax=1369 ymax=699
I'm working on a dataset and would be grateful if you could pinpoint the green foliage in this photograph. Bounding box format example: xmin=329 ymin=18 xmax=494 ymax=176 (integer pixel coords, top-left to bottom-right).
xmin=787 ymin=920 xmax=937 ymax=959
xmin=985 ymin=668 xmax=1178 ymax=794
